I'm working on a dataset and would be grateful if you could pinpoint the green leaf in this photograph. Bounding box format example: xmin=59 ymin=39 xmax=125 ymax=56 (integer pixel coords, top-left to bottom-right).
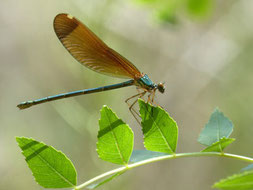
xmin=198 ymin=108 xmax=233 ymax=146
xmin=201 ymin=137 xmax=235 ymax=152
xmin=213 ymin=170 xmax=253 ymax=190
xmin=130 ymin=150 xmax=168 ymax=163
xmin=87 ymin=171 xmax=125 ymax=189
xmin=97 ymin=106 xmax=134 ymax=165
xmin=16 ymin=137 xmax=76 ymax=188
xmin=139 ymin=99 xmax=178 ymax=154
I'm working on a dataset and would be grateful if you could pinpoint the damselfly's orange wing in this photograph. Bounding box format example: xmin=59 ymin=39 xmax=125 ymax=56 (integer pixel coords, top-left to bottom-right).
xmin=53 ymin=14 xmax=142 ymax=79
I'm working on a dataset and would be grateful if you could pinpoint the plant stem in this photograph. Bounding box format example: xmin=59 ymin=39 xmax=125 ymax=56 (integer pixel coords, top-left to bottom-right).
xmin=75 ymin=152 xmax=253 ymax=189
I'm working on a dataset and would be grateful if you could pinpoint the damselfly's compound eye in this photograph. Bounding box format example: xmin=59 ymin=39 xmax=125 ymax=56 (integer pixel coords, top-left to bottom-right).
xmin=157 ymin=83 xmax=165 ymax=93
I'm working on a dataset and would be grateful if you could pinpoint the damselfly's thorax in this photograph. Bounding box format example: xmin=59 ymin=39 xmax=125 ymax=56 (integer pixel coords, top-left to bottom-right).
xmin=136 ymin=74 xmax=165 ymax=93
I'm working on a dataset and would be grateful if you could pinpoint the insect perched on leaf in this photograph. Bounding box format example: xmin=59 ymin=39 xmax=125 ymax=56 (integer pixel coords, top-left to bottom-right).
xmin=17 ymin=13 xmax=165 ymax=121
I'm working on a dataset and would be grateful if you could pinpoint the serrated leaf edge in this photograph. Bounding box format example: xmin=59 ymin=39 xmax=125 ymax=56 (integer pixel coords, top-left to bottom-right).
xmin=213 ymin=170 xmax=253 ymax=188
xmin=198 ymin=108 xmax=234 ymax=146
xmin=139 ymin=99 xmax=178 ymax=154
xmin=97 ymin=106 xmax=133 ymax=165
xmin=201 ymin=137 xmax=235 ymax=152
xmin=16 ymin=136 xmax=76 ymax=188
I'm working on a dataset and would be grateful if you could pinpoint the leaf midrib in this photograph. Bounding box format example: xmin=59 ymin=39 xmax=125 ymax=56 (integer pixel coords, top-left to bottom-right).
xmin=105 ymin=109 xmax=127 ymax=165
xmin=20 ymin=138 xmax=75 ymax=187
xmin=145 ymin=107 xmax=174 ymax=153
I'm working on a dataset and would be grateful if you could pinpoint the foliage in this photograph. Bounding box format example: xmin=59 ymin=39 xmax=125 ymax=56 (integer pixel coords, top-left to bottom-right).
xmin=16 ymin=137 xmax=76 ymax=188
xmin=198 ymin=108 xmax=234 ymax=152
xmin=198 ymin=108 xmax=233 ymax=147
xmin=139 ymin=100 xmax=178 ymax=154
xmin=213 ymin=170 xmax=253 ymax=190
xmin=97 ymin=106 xmax=133 ymax=165
xmin=16 ymin=99 xmax=253 ymax=189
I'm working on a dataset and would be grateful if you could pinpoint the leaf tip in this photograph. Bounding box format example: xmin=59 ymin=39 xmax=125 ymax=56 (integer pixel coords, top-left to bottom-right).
xmin=214 ymin=107 xmax=220 ymax=112
xmin=15 ymin=136 xmax=21 ymax=142
xmin=138 ymin=98 xmax=145 ymax=103
xmin=101 ymin=105 xmax=109 ymax=111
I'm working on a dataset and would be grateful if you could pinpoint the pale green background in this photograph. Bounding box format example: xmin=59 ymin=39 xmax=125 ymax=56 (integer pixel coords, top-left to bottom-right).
xmin=1 ymin=0 xmax=253 ymax=189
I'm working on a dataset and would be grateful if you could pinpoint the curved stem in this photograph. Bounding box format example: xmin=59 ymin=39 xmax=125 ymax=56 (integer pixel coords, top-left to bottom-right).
xmin=75 ymin=152 xmax=253 ymax=189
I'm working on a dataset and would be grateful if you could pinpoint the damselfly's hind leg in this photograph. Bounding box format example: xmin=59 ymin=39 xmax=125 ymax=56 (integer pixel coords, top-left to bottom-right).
xmin=129 ymin=91 xmax=146 ymax=115
xmin=125 ymin=91 xmax=146 ymax=125
xmin=125 ymin=91 xmax=144 ymax=105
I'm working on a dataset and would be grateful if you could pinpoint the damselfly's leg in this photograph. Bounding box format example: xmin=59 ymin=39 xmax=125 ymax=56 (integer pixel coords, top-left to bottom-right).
xmin=126 ymin=91 xmax=146 ymax=116
xmin=125 ymin=91 xmax=143 ymax=105
xmin=125 ymin=91 xmax=146 ymax=125
xmin=147 ymin=93 xmax=152 ymax=103
xmin=151 ymin=89 xmax=156 ymax=103
xmin=146 ymin=90 xmax=161 ymax=108
xmin=130 ymin=91 xmax=146 ymax=125
xmin=150 ymin=90 xmax=163 ymax=108
xmin=125 ymin=91 xmax=142 ymax=114
xmin=129 ymin=91 xmax=146 ymax=113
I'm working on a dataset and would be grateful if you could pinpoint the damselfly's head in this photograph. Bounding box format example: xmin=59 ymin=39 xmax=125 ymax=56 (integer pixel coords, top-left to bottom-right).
xmin=136 ymin=74 xmax=165 ymax=93
xmin=157 ymin=82 xmax=165 ymax=93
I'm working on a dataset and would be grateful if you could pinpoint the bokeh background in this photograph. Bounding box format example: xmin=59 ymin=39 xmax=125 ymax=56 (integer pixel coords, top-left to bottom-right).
xmin=1 ymin=0 xmax=253 ymax=189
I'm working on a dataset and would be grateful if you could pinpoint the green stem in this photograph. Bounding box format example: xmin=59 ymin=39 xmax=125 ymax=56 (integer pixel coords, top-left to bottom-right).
xmin=75 ymin=152 xmax=253 ymax=190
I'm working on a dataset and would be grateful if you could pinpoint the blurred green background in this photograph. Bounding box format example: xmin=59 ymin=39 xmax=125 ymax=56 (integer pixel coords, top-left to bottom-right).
xmin=1 ymin=0 xmax=253 ymax=189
